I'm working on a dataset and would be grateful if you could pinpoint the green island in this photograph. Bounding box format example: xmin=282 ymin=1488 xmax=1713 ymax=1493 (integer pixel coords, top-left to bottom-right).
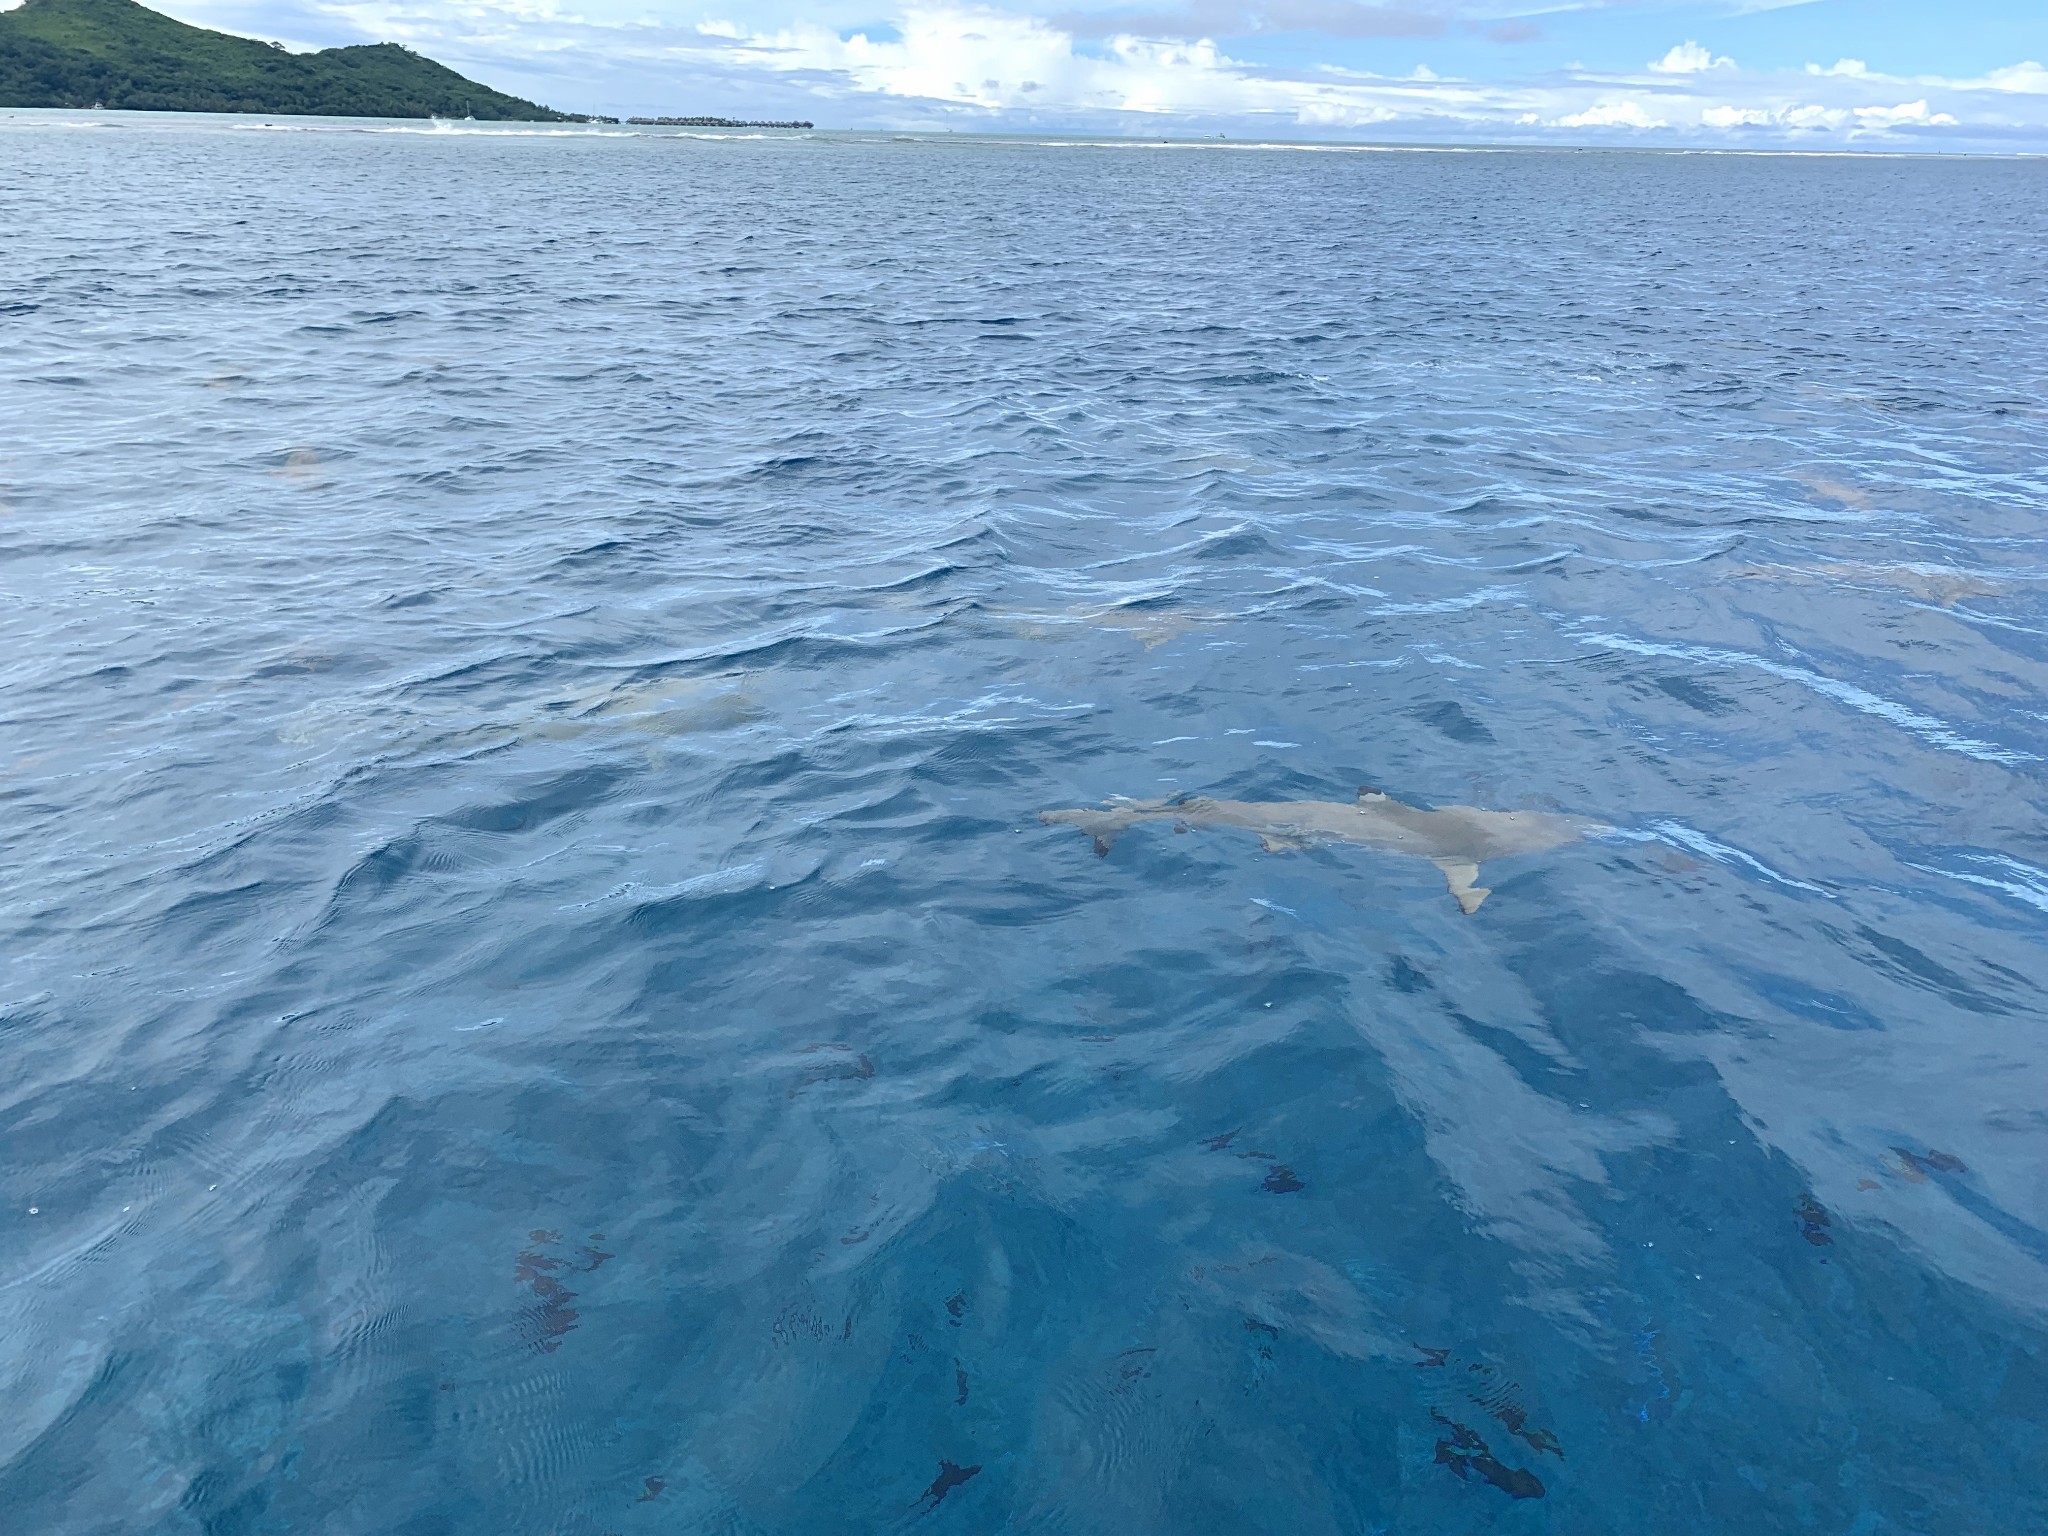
xmin=0 ymin=0 xmax=601 ymax=120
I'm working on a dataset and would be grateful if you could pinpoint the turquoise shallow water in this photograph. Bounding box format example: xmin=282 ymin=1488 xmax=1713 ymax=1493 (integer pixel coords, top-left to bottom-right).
xmin=3 ymin=114 xmax=2048 ymax=1534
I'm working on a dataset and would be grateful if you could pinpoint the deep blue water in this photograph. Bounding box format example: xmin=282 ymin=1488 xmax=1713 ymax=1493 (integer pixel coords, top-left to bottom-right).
xmin=4 ymin=113 xmax=2048 ymax=1535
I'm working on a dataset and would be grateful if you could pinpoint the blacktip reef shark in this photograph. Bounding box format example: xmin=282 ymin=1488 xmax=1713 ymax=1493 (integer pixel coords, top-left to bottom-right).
xmin=996 ymin=601 xmax=1228 ymax=650
xmin=1041 ymin=789 xmax=1604 ymax=914
xmin=1729 ymin=559 xmax=2009 ymax=607
xmin=276 ymin=672 xmax=760 ymax=754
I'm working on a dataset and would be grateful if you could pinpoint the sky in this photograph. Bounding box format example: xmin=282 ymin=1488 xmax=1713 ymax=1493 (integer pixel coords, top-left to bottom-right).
xmin=66 ymin=0 xmax=2048 ymax=148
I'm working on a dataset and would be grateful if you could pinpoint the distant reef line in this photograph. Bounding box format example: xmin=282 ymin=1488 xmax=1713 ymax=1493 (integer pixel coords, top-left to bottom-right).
xmin=628 ymin=116 xmax=814 ymax=129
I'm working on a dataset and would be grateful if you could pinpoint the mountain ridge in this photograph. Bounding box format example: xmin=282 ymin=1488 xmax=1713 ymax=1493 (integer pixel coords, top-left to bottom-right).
xmin=0 ymin=0 xmax=589 ymax=120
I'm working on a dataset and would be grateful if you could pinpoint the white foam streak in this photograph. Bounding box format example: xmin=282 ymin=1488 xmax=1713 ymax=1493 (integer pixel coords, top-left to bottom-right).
xmin=1575 ymin=630 xmax=2036 ymax=765
xmin=1908 ymin=854 xmax=2048 ymax=915
xmin=1648 ymin=820 xmax=1833 ymax=896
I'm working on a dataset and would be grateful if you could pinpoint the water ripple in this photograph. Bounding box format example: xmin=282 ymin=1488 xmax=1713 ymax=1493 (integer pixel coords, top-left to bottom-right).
xmin=2 ymin=119 xmax=2046 ymax=1535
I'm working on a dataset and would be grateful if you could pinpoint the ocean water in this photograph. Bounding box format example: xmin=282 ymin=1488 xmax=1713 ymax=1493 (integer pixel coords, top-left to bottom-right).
xmin=3 ymin=112 xmax=2047 ymax=1535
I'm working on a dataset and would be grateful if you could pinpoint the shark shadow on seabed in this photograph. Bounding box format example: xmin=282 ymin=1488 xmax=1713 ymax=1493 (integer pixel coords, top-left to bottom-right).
xmin=1040 ymin=788 xmax=1605 ymax=914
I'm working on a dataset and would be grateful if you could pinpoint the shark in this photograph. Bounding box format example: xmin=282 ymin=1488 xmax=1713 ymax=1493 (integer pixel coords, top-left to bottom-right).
xmin=1729 ymin=560 xmax=2010 ymax=606
xmin=1041 ymin=788 xmax=1601 ymax=914
xmin=517 ymin=675 xmax=762 ymax=743
xmin=277 ymin=673 xmax=760 ymax=753
xmin=995 ymin=600 xmax=1228 ymax=650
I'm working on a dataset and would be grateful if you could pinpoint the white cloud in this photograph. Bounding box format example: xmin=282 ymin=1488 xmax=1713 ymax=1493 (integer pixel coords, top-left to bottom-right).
xmin=688 ymin=6 xmax=1376 ymax=116
xmin=1780 ymin=103 xmax=1848 ymax=129
xmin=141 ymin=0 xmax=2048 ymax=149
xmin=1650 ymin=41 xmax=1731 ymax=75
xmin=1700 ymin=105 xmax=1769 ymax=127
xmin=1691 ymin=100 xmax=1960 ymax=134
xmin=1977 ymin=61 xmax=2048 ymax=94
xmin=1853 ymin=99 xmax=1957 ymax=128
xmin=1795 ymin=59 xmax=2048 ymax=95
xmin=1558 ymin=100 xmax=1663 ymax=129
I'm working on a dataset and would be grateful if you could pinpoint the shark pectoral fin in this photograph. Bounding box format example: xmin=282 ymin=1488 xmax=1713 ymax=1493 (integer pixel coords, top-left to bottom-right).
xmin=1041 ymin=809 xmax=1122 ymax=855
xmin=1259 ymin=834 xmax=1310 ymax=854
xmin=1433 ymin=859 xmax=1491 ymax=915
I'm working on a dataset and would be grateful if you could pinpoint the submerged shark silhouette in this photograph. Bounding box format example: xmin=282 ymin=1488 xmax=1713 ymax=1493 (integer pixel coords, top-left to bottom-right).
xmin=277 ymin=673 xmax=760 ymax=753
xmin=996 ymin=602 xmax=1227 ymax=650
xmin=1041 ymin=789 xmax=1600 ymax=914
xmin=1730 ymin=560 xmax=2009 ymax=607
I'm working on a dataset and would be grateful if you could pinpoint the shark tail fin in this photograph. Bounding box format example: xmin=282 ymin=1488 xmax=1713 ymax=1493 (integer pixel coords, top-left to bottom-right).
xmin=1433 ymin=859 xmax=1491 ymax=915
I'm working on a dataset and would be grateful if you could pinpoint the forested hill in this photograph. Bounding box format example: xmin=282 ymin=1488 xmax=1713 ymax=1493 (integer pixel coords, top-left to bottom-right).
xmin=0 ymin=0 xmax=584 ymax=119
